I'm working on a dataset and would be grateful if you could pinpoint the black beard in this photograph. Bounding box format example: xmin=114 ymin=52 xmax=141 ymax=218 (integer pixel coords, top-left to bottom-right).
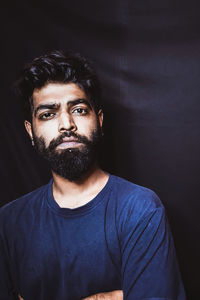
xmin=32 ymin=128 xmax=101 ymax=181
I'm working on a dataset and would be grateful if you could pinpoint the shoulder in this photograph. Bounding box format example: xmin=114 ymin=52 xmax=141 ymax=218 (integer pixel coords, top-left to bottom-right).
xmin=107 ymin=176 xmax=169 ymax=247
xmin=110 ymin=174 xmax=163 ymax=210
xmin=0 ymin=181 xmax=51 ymax=224
xmin=108 ymin=175 xmax=165 ymax=228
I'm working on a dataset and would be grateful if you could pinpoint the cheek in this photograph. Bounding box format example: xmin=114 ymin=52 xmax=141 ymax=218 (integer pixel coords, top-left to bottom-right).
xmin=76 ymin=118 xmax=98 ymax=135
xmin=32 ymin=121 xmax=59 ymax=143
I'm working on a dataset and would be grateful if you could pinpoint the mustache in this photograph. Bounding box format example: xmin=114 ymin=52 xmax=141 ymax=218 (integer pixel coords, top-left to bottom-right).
xmin=48 ymin=131 xmax=90 ymax=151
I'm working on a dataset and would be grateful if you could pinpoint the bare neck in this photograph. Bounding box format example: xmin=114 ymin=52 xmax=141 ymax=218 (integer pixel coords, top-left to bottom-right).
xmin=52 ymin=164 xmax=109 ymax=209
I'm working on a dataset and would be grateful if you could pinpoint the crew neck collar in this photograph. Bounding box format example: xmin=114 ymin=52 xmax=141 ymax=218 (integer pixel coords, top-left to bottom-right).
xmin=46 ymin=174 xmax=113 ymax=218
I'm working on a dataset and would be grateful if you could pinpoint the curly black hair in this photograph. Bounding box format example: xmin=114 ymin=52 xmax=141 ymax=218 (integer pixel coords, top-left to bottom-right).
xmin=15 ymin=50 xmax=102 ymax=121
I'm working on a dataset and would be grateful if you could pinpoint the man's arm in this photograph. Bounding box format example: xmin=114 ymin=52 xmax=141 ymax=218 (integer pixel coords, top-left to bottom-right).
xmin=120 ymin=196 xmax=186 ymax=300
xmin=18 ymin=291 xmax=123 ymax=300
xmin=0 ymin=235 xmax=17 ymax=300
xmin=82 ymin=290 xmax=123 ymax=299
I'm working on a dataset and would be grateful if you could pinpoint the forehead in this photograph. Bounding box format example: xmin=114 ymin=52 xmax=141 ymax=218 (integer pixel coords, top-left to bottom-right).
xmin=32 ymin=82 xmax=88 ymax=107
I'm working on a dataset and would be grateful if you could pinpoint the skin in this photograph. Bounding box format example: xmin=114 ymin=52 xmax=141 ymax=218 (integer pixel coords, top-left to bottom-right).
xmin=25 ymin=82 xmax=108 ymax=209
xmin=24 ymin=82 xmax=123 ymax=299
xmin=19 ymin=290 xmax=123 ymax=300
xmin=82 ymin=290 xmax=123 ymax=299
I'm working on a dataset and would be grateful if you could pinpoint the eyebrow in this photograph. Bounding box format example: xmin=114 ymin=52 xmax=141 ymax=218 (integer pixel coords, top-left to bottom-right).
xmin=34 ymin=98 xmax=92 ymax=117
xmin=68 ymin=99 xmax=92 ymax=108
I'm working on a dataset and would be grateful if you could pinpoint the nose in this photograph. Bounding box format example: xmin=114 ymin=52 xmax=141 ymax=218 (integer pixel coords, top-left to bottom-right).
xmin=58 ymin=112 xmax=76 ymax=133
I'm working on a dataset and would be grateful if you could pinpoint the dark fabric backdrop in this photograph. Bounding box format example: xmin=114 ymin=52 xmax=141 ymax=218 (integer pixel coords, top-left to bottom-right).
xmin=1 ymin=1 xmax=200 ymax=299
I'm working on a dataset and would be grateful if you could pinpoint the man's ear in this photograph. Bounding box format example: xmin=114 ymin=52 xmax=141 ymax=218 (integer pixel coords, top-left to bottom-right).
xmin=98 ymin=109 xmax=103 ymax=129
xmin=24 ymin=120 xmax=33 ymax=140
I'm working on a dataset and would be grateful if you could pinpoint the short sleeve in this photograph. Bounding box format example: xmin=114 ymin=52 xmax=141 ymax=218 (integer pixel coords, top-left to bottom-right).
xmin=0 ymin=230 xmax=18 ymax=300
xmin=120 ymin=195 xmax=186 ymax=300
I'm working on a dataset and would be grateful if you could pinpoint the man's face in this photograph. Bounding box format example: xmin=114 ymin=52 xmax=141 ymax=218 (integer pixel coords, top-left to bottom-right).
xmin=25 ymin=82 xmax=103 ymax=181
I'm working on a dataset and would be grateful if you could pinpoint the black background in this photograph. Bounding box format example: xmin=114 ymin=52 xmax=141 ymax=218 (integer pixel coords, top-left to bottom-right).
xmin=1 ymin=1 xmax=200 ymax=299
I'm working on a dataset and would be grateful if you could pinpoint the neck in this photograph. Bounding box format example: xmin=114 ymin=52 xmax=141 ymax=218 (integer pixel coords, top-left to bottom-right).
xmin=52 ymin=163 xmax=109 ymax=209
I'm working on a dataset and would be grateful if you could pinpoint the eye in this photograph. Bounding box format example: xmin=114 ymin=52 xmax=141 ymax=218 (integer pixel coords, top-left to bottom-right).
xmin=39 ymin=112 xmax=55 ymax=120
xmin=72 ymin=107 xmax=88 ymax=115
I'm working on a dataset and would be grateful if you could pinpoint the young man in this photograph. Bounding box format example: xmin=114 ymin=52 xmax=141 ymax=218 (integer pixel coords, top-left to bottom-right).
xmin=0 ymin=51 xmax=186 ymax=300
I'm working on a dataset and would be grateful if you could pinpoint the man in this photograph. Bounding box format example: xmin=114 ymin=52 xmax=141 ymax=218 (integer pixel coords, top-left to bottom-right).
xmin=0 ymin=51 xmax=186 ymax=300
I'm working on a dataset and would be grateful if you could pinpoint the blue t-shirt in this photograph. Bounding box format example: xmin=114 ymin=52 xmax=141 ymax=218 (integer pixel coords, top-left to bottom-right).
xmin=0 ymin=175 xmax=186 ymax=300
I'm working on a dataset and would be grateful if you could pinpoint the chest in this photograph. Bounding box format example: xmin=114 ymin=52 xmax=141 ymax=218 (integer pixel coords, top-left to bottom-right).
xmin=8 ymin=210 xmax=121 ymax=299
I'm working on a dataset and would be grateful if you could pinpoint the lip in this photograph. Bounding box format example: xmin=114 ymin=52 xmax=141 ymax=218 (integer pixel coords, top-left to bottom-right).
xmin=56 ymin=138 xmax=81 ymax=149
xmin=62 ymin=137 xmax=79 ymax=142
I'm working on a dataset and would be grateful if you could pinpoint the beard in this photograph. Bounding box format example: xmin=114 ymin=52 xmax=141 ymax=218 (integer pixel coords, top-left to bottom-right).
xmin=32 ymin=127 xmax=101 ymax=181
